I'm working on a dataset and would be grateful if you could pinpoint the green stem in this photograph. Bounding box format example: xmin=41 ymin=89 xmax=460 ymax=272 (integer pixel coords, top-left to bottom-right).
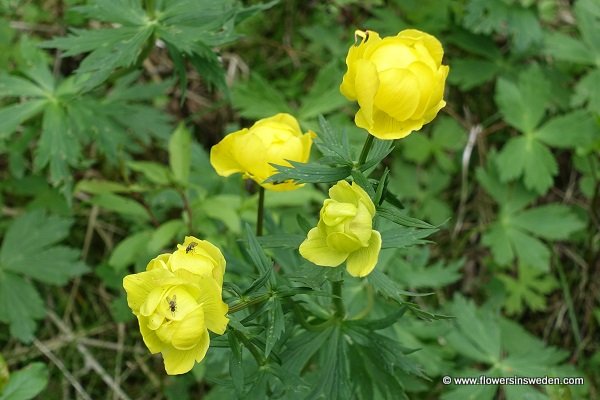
xmin=145 ymin=0 xmax=156 ymax=18
xmin=256 ymin=186 xmax=265 ymax=237
xmin=228 ymin=293 xmax=271 ymax=314
xmin=358 ymin=134 xmax=375 ymax=166
xmin=332 ymin=280 xmax=345 ymax=319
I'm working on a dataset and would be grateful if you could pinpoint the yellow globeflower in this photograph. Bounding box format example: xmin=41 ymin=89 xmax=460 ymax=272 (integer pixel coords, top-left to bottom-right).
xmin=340 ymin=29 xmax=449 ymax=140
xmin=299 ymin=180 xmax=381 ymax=277
xmin=210 ymin=113 xmax=315 ymax=191
xmin=123 ymin=237 xmax=228 ymax=375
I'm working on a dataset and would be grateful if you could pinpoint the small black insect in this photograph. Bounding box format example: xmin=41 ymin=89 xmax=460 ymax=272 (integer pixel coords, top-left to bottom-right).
xmin=185 ymin=242 xmax=197 ymax=254
xmin=166 ymin=295 xmax=177 ymax=316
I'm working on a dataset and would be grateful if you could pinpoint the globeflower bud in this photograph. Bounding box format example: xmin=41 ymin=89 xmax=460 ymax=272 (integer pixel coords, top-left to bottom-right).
xmin=210 ymin=113 xmax=315 ymax=191
xmin=123 ymin=237 xmax=228 ymax=375
xmin=299 ymin=180 xmax=381 ymax=277
xmin=340 ymin=29 xmax=449 ymax=140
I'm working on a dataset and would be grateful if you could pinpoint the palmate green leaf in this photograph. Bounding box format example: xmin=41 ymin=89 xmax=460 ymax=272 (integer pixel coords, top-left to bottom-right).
xmin=0 ymin=100 xmax=47 ymax=140
xmin=73 ymin=0 xmax=147 ymax=25
xmin=534 ymin=110 xmax=598 ymax=148
xmin=446 ymin=296 xmax=501 ymax=364
xmin=34 ymin=102 xmax=81 ymax=188
xmin=495 ymin=136 xmax=557 ymax=195
xmin=314 ymin=115 xmax=353 ymax=164
xmin=380 ymin=227 xmax=437 ymax=249
xmin=298 ymin=62 xmax=347 ymax=120
xmin=543 ymin=32 xmax=593 ymax=65
xmin=0 ymin=362 xmax=48 ymax=400
xmin=266 ymin=161 xmax=351 ymax=185
xmin=573 ymin=69 xmax=600 ymax=114
xmin=448 ymin=58 xmax=500 ymax=90
xmin=0 ymin=273 xmax=45 ymax=343
xmin=308 ymin=326 xmax=351 ymax=400
xmin=483 ymin=222 xmax=551 ymax=271
xmin=376 ymin=204 xmax=436 ymax=229
xmin=512 ymin=204 xmax=585 ymax=240
xmin=576 ymin=0 xmax=600 ymax=57
xmin=498 ymin=265 xmax=557 ymax=315
xmin=232 ymin=73 xmax=292 ymax=119
xmin=0 ymin=73 xmax=46 ymax=97
xmin=495 ymin=66 xmax=550 ymax=133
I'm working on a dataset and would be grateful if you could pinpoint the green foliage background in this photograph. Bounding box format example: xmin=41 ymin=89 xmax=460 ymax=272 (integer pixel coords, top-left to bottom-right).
xmin=0 ymin=0 xmax=599 ymax=399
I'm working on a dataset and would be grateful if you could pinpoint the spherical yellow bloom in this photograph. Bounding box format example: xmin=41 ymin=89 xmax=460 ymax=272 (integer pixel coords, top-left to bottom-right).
xmin=299 ymin=180 xmax=381 ymax=277
xmin=210 ymin=113 xmax=315 ymax=191
xmin=123 ymin=237 xmax=228 ymax=375
xmin=340 ymin=29 xmax=449 ymax=140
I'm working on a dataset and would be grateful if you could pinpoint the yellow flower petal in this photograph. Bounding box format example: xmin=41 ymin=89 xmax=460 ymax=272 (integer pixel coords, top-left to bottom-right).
xmin=357 ymin=109 xmax=424 ymax=140
xmin=354 ymin=59 xmax=380 ymax=128
xmin=322 ymin=200 xmax=357 ymax=226
xmin=345 ymin=230 xmax=382 ymax=277
xmin=194 ymin=277 xmax=229 ymax=334
xmin=123 ymin=268 xmax=172 ymax=314
xmin=210 ymin=128 xmax=247 ymax=177
xmin=328 ymin=180 xmax=356 ymax=204
xmin=347 ymin=201 xmax=374 ymax=247
xmin=326 ymin=231 xmax=363 ymax=253
xmin=171 ymin=306 xmax=205 ymax=350
xmin=299 ymin=227 xmax=349 ymax=267
xmin=350 ymin=182 xmax=376 ymax=216
xmin=374 ymin=68 xmax=420 ymax=121
xmin=162 ymin=331 xmax=209 ymax=375
xmin=146 ymin=253 xmax=171 ymax=271
xmin=138 ymin=316 xmax=163 ymax=354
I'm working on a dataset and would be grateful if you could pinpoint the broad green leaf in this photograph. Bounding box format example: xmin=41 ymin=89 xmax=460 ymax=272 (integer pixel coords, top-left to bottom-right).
xmin=0 ymin=74 xmax=46 ymax=97
xmin=495 ymin=136 xmax=528 ymax=182
xmin=146 ymin=220 xmax=185 ymax=254
xmin=508 ymin=228 xmax=550 ymax=271
xmin=0 ymin=362 xmax=48 ymax=400
xmin=522 ymin=140 xmax=557 ymax=194
xmin=543 ymin=32 xmax=593 ymax=65
xmin=535 ymin=110 xmax=598 ymax=148
xmin=495 ymin=66 xmax=550 ymax=133
xmin=482 ymin=223 xmax=515 ymax=266
xmin=512 ymin=204 xmax=585 ymax=240
xmin=4 ymin=246 xmax=87 ymax=285
xmin=576 ymin=0 xmax=600 ymax=57
xmin=109 ymin=230 xmax=153 ymax=271
xmin=498 ymin=266 xmax=557 ymax=315
xmin=128 ymin=161 xmax=172 ymax=186
xmin=448 ymin=58 xmax=500 ymax=90
xmin=75 ymin=179 xmax=139 ymax=194
xmin=573 ymin=69 xmax=600 ymax=114
xmin=0 ymin=272 xmax=45 ymax=343
xmin=447 ymin=296 xmax=501 ymax=364
xmin=231 ymin=73 xmax=292 ymax=119
xmin=34 ymin=102 xmax=80 ymax=186
xmin=298 ymin=62 xmax=347 ymax=120
xmin=0 ymin=355 xmax=7 ymax=391
xmin=283 ymin=329 xmax=331 ymax=374
xmin=74 ymin=0 xmax=147 ymax=25
xmin=401 ymin=134 xmax=432 ymax=164
xmin=0 ymin=100 xmax=47 ymax=139
xmin=168 ymin=123 xmax=192 ymax=185
xmin=90 ymin=193 xmax=150 ymax=221
xmin=0 ymin=210 xmax=72 ymax=267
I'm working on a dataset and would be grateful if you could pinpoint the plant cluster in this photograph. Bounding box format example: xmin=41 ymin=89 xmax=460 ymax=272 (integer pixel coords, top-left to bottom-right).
xmin=0 ymin=0 xmax=598 ymax=399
